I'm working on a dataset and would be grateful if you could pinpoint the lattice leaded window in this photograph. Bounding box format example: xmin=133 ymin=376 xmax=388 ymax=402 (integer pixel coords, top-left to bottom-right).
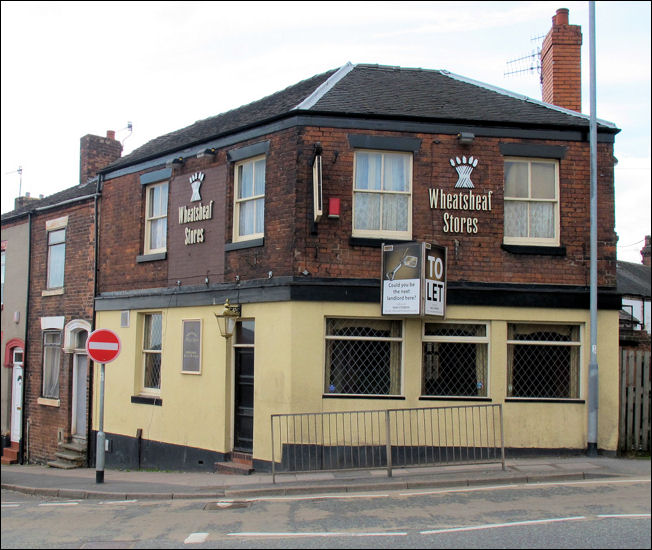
xmin=422 ymin=323 xmax=488 ymax=397
xmin=507 ymin=324 xmax=581 ymax=399
xmin=142 ymin=313 xmax=163 ymax=392
xmin=325 ymin=319 xmax=402 ymax=395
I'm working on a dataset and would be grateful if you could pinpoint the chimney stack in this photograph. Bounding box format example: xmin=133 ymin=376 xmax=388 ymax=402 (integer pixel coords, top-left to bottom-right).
xmin=14 ymin=192 xmax=42 ymax=210
xmin=79 ymin=130 xmax=122 ymax=185
xmin=642 ymin=235 xmax=651 ymax=267
xmin=540 ymin=8 xmax=583 ymax=112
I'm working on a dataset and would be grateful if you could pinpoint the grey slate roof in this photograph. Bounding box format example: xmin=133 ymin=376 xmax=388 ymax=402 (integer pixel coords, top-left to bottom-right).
xmin=1 ymin=179 xmax=98 ymax=221
xmin=617 ymin=261 xmax=651 ymax=298
xmin=101 ymin=63 xmax=619 ymax=174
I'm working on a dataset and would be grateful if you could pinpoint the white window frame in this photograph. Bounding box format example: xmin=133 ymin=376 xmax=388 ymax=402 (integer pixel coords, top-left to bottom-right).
xmin=1 ymin=245 xmax=5 ymax=307
xmin=42 ymin=330 xmax=62 ymax=399
xmin=233 ymin=155 xmax=266 ymax=242
xmin=141 ymin=312 xmax=163 ymax=395
xmin=352 ymin=150 xmax=413 ymax=240
xmin=503 ymin=157 xmax=560 ymax=246
xmin=144 ymin=181 xmax=169 ymax=254
xmin=421 ymin=321 xmax=490 ymax=398
xmin=46 ymin=228 xmax=66 ymax=290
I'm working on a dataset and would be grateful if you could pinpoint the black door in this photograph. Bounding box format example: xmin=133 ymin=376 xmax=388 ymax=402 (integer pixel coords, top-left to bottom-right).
xmin=234 ymin=347 xmax=254 ymax=452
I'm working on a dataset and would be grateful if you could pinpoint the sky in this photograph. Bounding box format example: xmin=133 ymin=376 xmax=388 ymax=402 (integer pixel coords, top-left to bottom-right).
xmin=1 ymin=1 xmax=650 ymax=263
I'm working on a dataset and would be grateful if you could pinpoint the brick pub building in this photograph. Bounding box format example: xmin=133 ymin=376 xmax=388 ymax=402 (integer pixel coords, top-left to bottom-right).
xmin=88 ymin=9 xmax=622 ymax=471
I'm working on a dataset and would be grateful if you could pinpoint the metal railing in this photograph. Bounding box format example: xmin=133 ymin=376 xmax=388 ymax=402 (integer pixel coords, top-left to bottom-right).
xmin=271 ymin=404 xmax=504 ymax=483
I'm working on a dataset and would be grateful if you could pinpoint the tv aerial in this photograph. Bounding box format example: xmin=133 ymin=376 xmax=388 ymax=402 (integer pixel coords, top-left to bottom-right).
xmin=5 ymin=165 xmax=23 ymax=198
xmin=505 ymin=34 xmax=545 ymax=86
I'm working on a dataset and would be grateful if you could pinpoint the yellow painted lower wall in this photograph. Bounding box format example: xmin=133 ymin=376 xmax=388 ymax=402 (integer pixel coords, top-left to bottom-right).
xmin=92 ymin=303 xmax=620 ymax=465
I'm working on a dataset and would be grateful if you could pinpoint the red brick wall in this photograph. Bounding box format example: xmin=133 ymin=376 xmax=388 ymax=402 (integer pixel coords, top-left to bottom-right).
xmin=540 ymin=8 xmax=583 ymax=112
xmin=294 ymin=127 xmax=616 ymax=287
xmin=98 ymin=124 xmax=616 ymax=294
xmin=25 ymin=200 xmax=96 ymax=463
xmin=98 ymin=127 xmax=301 ymax=291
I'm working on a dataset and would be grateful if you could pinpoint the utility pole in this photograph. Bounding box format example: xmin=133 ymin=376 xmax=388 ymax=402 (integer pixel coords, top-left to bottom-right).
xmin=587 ymin=0 xmax=599 ymax=457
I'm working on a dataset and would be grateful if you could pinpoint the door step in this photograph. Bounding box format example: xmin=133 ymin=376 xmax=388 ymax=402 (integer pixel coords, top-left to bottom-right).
xmin=1 ymin=442 xmax=19 ymax=465
xmin=47 ymin=439 xmax=87 ymax=469
xmin=215 ymin=452 xmax=255 ymax=475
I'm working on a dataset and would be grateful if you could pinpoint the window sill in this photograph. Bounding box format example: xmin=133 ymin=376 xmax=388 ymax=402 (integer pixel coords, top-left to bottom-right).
xmin=505 ymin=398 xmax=584 ymax=404
xmin=137 ymin=252 xmax=167 ymax=263
xmin=225 ymin=238 xmax=264 ymax=251
xmin=131 ymin=395 xmax=163 ymax=406
xmin=501 ymin=244 xmax=566 ymax=256
xmin=322 ymin=394 xmax=405 ymax=400
xmin=42 ymin=288 xmax=64 ymax=297
xmin=349 ymin=237 xmax=412 ymax=248
xmin=420 ymin=396 xmax=492 ymax=402
xmin=37 ymin=397 xmax=60 ymax=407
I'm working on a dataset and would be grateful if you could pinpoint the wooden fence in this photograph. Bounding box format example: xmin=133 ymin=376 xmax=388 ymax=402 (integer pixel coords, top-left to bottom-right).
xmin=619 ymin=349 xmax=651 ymax=454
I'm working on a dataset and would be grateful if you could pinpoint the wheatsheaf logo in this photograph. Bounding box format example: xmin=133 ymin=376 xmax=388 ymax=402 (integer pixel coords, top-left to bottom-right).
xmin=179 ymin=172 xmax=213 ymax=245
xmin=450 ymin=156 xmax=478 ymax=188
xmin=189 ymin=172 xmax=204 ymax=202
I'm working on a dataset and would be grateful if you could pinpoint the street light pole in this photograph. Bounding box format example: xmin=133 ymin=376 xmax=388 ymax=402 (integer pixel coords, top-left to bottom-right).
xmin=587 ymin=0 xmax=599 ymax=457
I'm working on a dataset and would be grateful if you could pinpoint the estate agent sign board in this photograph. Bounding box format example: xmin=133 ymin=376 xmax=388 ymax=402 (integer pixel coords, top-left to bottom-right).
xmin=381 ymin=242 xmax=446 ymax=317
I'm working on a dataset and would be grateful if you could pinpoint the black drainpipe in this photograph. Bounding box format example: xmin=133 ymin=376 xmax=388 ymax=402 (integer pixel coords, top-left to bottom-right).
xmin=86 ymin=174 xmax=103 ymax=467
xmin=19 ymin=211 xmax=33 ymax=464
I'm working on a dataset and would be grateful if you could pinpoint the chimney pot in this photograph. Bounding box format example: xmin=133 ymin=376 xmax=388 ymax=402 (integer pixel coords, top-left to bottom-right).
xmin=106 ymin=130 xmax=116 ymax=140
xmin=642 ymin=235 xmax=651 ymax=267
xmin=554 ymin=8 xmax=569 ymax=26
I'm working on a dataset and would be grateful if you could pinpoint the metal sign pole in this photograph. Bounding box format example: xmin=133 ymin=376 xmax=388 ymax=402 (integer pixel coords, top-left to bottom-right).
xmin=96 ymin=363 xmax=106 ymax=483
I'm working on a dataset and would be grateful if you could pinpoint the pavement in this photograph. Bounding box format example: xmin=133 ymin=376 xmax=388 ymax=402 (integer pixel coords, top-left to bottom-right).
xmin=2 ymin=455 xmax=650 ymax=501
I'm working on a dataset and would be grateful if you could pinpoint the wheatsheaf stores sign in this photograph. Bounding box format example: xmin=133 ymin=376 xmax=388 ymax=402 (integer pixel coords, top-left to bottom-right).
xmin=429 ymin=156 xmax=493 ymax=234
xmin=178 ymin=172 xmax=214 ymax=245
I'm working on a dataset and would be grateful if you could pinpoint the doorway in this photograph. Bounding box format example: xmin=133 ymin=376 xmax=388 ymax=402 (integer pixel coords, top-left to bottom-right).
xmin=70 ymin=330 xmax=88 ymax=440
xmin=10 ymin=348 xmax=24 ymax=444
xmin=233 ymin=320 xmax=254 ymax=453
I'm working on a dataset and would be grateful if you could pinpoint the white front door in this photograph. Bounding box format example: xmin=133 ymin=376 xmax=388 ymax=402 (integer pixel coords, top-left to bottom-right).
xmin=10 ymin=350 xmax=24 ymax=443
xmin=71 ymin=353 xmax=88 ymax=438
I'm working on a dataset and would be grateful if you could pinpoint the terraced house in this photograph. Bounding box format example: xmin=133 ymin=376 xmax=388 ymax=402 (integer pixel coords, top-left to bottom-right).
xmin=89 ymin=9 xmax=621 ymax=472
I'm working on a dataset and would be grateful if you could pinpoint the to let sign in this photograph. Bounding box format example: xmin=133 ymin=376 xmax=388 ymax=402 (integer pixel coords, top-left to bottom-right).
xmin=86 ymin=329 xmax=121 ymax=364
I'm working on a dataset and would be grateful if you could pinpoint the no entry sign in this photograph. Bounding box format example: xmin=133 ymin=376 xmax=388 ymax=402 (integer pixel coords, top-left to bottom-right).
xmin=86 ymin=329 xmax=121 ymax=364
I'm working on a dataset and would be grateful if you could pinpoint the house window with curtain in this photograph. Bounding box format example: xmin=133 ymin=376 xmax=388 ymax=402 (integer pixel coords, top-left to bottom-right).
xmin=422 ymin=323 xmax=489 ymax=398
xmin=233 ymin=155 xmax=265 ymax=241
xmin=503 ymin=158 xmax=559 ymax=246
xmin=324 ymin=318 xmax=402 ymax=396
xmin=144 ymin=181 xmax=168 ymax=254
xmin=353 ymin=150 xmax=412 ymax=239
xmin=507 ymin=324 xmax=581 ymax=399
xmin=142 ymin=312 xmax=163 ymax=393
xmin=42 ymin=330 xmax=62 ymax=398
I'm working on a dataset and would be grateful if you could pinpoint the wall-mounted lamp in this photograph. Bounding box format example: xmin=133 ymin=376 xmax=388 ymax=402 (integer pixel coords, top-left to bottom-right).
xmin=196 ymin=148 xmax=217 ymax=159
xmin=214 ymin=299 xmax=241 ymax=338
xmin=165 ymin=156 xmax=185 ymax=167
xmin=457 ymin=132 xmax=475 ymax=145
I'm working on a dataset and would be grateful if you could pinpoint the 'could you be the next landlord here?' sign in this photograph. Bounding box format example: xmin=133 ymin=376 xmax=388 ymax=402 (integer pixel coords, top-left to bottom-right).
xmin=381 ymin=242 xmax=446 ymax=317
